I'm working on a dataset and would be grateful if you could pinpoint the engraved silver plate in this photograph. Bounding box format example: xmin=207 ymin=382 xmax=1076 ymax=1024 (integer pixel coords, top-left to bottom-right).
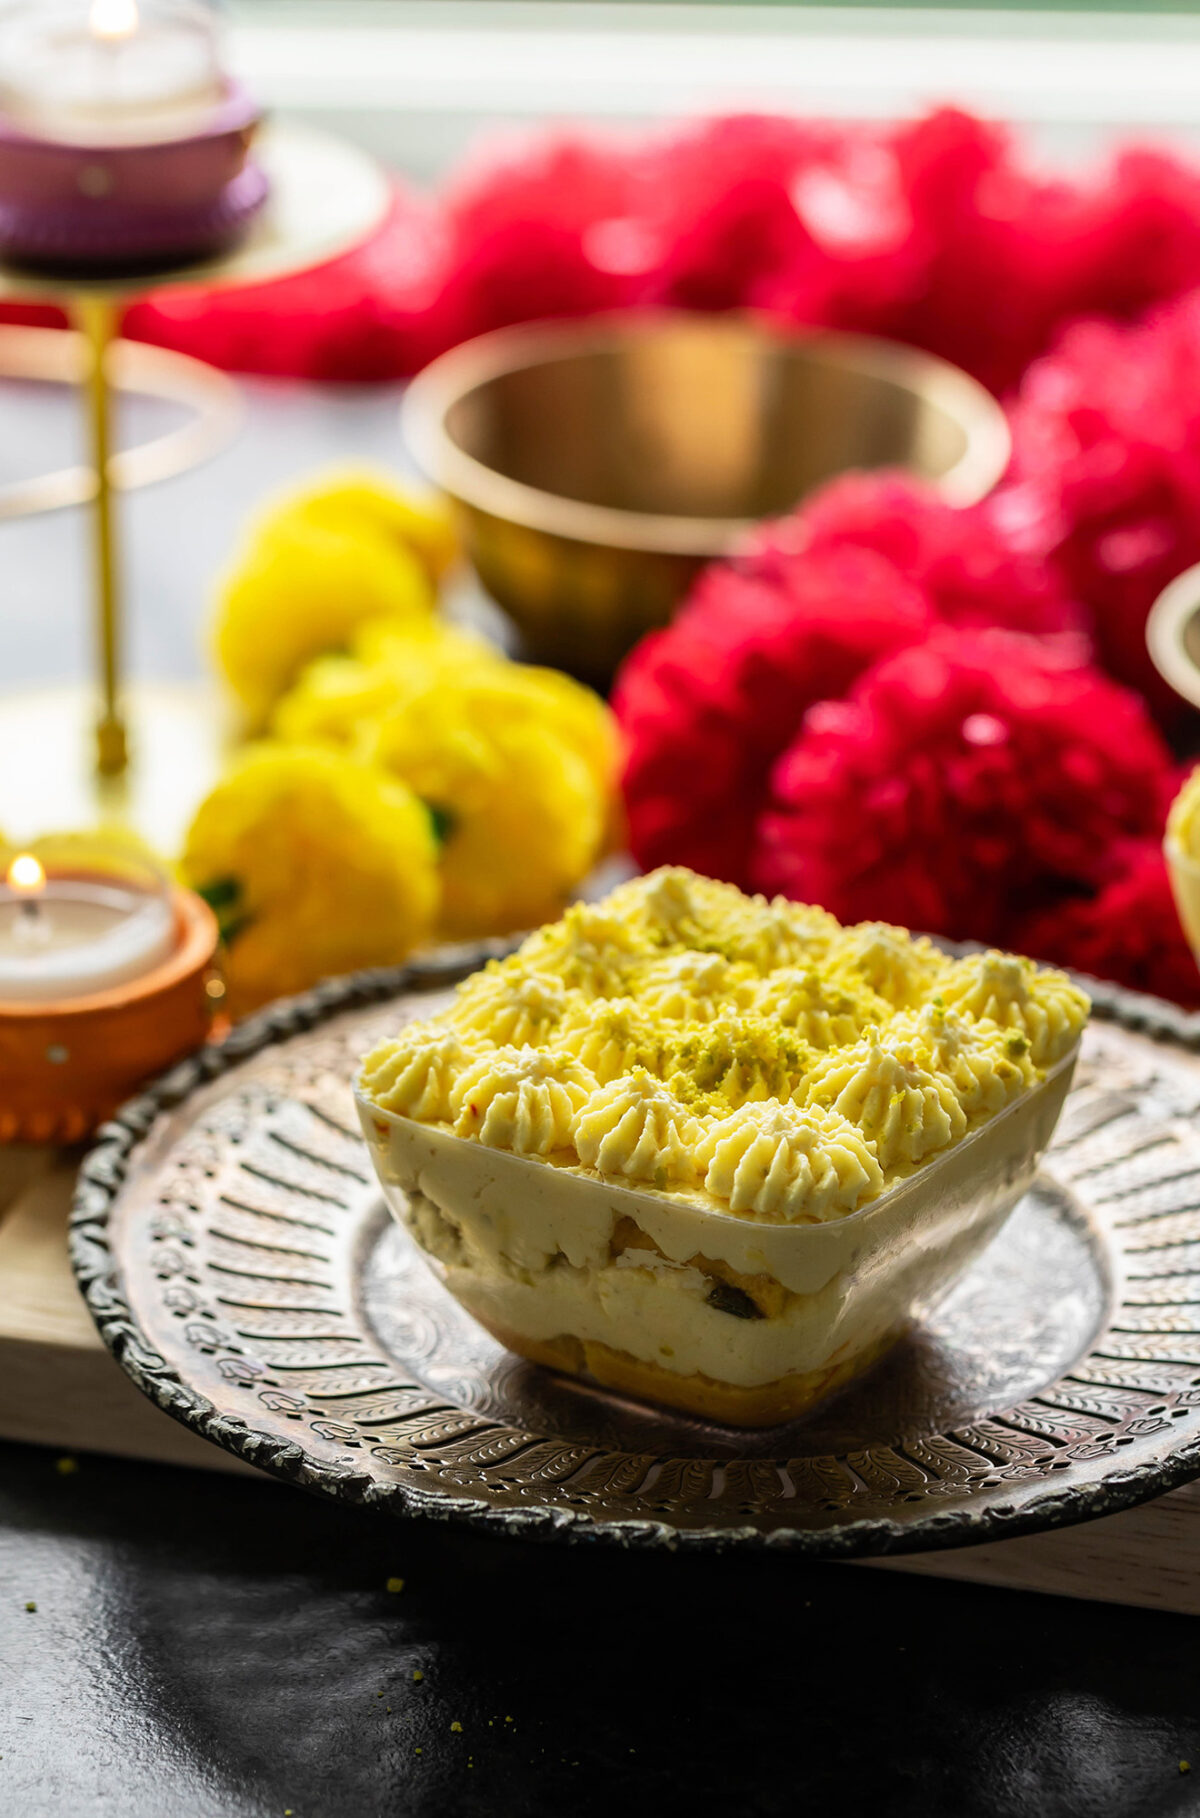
xmin=71 ymin=962 xmax=1200 ymax=1555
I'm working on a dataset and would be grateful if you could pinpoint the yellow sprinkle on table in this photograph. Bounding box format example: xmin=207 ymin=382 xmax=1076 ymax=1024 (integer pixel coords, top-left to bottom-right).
xmin=451 ymin=1721 xmax=463 ymax=1733
xmin=413 ymin=1670 xmax=424 ymax=1683
xmin=55 ymin=1457 xmax=78 ymax=1476
xmin=386 ymin=1576 xmax=405 ymax=1594
xmin=24 ymin=1602 xmax=36 ymax=1613
xmin=1181 ymin=1761 xmax=1192 ymax=1774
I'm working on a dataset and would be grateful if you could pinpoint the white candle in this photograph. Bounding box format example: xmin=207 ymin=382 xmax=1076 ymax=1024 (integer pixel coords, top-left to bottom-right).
xmin=0 ymin=854 xmax=175 ymax=1003
xmin=0 ymin=0 xmax=225 ymax=145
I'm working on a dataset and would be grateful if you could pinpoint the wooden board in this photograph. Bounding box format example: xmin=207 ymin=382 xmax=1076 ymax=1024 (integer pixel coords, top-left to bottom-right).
xmin=0 ymin=1151 xmax=254 ymax=1474
xmin=5 ymin=1147 xmax=1200 ymax=1610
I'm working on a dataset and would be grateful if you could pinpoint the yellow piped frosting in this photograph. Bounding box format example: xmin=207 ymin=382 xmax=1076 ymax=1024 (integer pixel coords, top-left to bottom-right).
xmin=515 ymin=902 xmax=648 ymax=996
xmin=358 ymin=866 xmax=1090 ymax=1222
xmin=662 ymin=1012 xmax=813 ymax=1110
xmin=359 ymin=1022 xmax=476 ymax=1122
xmin=891 ymin=1002 xmax=1037 ymax=1121
xmin=634 ymin=950 xmax=759 ymax=1022
xmin=752 ymin=967 xmax=889 ymax=1049
xmin=802 ymin=1028 xmax=968 ymax=1172
xmin=828 ymin=922 xmax=950 ymax=1009
xmin=937 ymin=951 xmax=1089 ymax=1068
xmin=572 ymin=1069 xmax=703 ymax=1186
xmin=447 ymin=962 xmax=569 ymax=1048
xmin=696 ymin=1101 xmax=884 ymax=1222
xmin=448 ymin=1047 xmax=596 ymax=1155
xmin=556 ymin=996 xmax=666 ymax=1084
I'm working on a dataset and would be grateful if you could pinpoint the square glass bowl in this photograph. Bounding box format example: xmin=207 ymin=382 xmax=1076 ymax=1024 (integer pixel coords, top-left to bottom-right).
xmin=355 ymin=1047 xmax=1078 ymax=1428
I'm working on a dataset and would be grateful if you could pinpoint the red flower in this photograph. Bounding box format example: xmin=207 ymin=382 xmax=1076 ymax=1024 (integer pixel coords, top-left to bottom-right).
xmin=631 ymin=115 xmax=919 ymax=322
xmin=755 ymin=627 xmax=1173 ymax=944
xmin=1005 ymin=295 xmax=1200 ymax=718
xmin=845 ymin=109 xmax=1078 ymax=395
xmin=1048 ymin=146 xmax=1200 ymax=328
xmin=750 ymin=472 xmax=1089 ymax=642
xmin=1016 ymin=842 xmax=1200 ymax=1011
xmin=613 ymin=543 xmax=933 ymax=889
xmin=432 ymin=133 xmax=645 ymax=340
xmin=126 ymin=185 xmax=451 ymax=381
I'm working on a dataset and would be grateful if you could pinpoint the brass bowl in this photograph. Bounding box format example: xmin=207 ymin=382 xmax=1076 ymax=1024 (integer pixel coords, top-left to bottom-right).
xmin=402 ymin=311 xmax=1011 ymax=684
xmin=1147 ymin=561 xmax=1200 ymax=712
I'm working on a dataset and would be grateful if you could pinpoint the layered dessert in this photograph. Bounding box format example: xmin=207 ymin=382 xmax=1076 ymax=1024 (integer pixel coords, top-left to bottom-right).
xmin=1166 ymin=769 xmax=1200 ymax=965
xmin=356 ymin=870 xmax=1089 ymax=1426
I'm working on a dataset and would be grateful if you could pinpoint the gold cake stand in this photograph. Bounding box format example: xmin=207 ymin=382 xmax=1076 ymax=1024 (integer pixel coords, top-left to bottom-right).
xmin=0 ymin=122 xmax=391 ymax=854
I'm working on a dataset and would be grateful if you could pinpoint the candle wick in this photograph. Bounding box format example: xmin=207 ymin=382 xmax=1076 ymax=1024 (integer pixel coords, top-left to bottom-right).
xmin=15 ymin=895 xmax=51 ymax=949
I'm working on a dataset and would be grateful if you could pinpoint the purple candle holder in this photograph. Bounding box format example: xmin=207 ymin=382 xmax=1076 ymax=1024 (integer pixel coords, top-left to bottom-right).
xmin=0 ymin=82 xmax=268 ymax=274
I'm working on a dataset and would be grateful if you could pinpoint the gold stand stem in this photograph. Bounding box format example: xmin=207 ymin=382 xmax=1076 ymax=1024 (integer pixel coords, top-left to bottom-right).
xmin=74 ymin=293 xmax=128 ymax=780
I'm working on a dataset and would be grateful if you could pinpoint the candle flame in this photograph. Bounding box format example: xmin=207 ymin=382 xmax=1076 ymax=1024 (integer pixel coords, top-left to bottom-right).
xmin=7 ymin=854 xmax=46 ymax=895
xmin=90 ymin=0 xmax=139 ymax=42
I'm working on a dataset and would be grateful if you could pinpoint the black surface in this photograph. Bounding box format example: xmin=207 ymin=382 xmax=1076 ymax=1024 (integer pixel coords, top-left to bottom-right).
xmin=4 ymin=1441 xmax=1200 ymax=1818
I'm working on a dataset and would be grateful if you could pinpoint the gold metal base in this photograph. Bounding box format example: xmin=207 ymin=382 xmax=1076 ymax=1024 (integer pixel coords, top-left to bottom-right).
xmin=0 ymin=682 xmax=227 ymax=858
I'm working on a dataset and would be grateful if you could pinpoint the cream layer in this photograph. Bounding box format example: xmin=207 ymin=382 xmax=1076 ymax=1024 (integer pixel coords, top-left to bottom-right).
xmin=358 ymin=1050 xmax=1076 ymax=1392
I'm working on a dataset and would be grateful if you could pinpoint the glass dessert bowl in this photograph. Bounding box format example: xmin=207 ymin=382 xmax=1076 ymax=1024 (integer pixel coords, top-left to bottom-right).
xmin=355 ymin=870 xmax=1089 ymax=1428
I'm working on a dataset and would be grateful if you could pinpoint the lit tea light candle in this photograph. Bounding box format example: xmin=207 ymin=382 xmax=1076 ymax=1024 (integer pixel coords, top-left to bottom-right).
xmin=0 ymin=0 xmax=267 ymax=271
xmin=0 ymin=849 xmax=175 ymax=1003
xmin=0 ymin=0 xmax=224 ymax=146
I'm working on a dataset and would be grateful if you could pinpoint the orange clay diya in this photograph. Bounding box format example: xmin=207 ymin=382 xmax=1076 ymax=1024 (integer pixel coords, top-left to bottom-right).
xmin=0 ymin=833 xmax=219 ymax=1143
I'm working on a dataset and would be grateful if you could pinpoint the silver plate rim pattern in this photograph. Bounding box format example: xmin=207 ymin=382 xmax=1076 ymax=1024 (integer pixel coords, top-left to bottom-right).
xmin=69 ymin=954 xmax=1200 ymax=1558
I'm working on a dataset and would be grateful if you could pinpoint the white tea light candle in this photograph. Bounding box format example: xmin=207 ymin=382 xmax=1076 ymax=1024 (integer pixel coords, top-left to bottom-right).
xmin=0 ymin=850 xmax=175 ymax=1003
xmin=0 ymin=0 xmax=224 ymax=146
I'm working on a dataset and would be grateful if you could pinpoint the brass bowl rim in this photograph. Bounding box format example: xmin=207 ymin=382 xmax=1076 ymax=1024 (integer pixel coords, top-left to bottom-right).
xmin=401 ymin=309 xmax=1012 ymax=557
xmin=1147 ymin=560 xmax=1200 ymax=712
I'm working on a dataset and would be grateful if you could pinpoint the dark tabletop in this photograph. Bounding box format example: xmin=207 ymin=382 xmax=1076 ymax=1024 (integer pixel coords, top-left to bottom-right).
xmin=4 ymin=1439 xmax=1200 ymax=1818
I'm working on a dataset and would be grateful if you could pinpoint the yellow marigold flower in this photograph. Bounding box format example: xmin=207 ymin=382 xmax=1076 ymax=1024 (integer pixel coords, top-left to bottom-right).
xmin=212 ymin=519 xmax=436 ymax=729
xmin=268 ymin=468 xmax=458 ymax=584
xmin=443 ymin=661 xmax=619 ymax=804
xmin=272 ymin=622 xmax=491 ymax=748
xmin=367 ymin=696 xmax=606 ymax=940
xmin=181 ymin=744 xmax=439 ymax=1017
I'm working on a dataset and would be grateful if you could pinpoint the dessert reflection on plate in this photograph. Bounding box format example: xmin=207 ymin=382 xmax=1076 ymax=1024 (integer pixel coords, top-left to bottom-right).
xmin=355 ymin=868 xmax=1089 ymax=1428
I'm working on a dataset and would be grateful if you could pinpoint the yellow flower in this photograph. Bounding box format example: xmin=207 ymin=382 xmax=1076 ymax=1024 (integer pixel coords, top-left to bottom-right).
xmin=212 ymin=514 xmax=437 ymax=729
xmin=429 ymin=660 xmax=619 ymax=803
xmin=366 ymin=691 xmax=607 ymax=940
xmin=270 ymin=468 xmax=458 ymax=585
xmin=181 ymin=744 xmax=439 ymax=1017
xmin=277 ymin=629 xmax=618 ymax=804
xmin=272 ymin=621 xmax=492 ymax=748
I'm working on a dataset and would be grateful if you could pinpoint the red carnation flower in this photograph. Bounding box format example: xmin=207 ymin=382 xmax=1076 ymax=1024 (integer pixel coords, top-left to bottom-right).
xmin=1005 ymin=296 xmax=1200 ymax=718
xmin=750 ymin=472 xmax=1089 ymax=643
xmin=636 ymin=115 xmax=845 ymax=315
xmin=434 ymin=133 xmax=645 ymax=340
xmin=756 ymin=627 xmax=1173 ymax=944
xmin=1016 ymin=841 xmax=1200 ymax=1011
xmin=1048 ymin=147 xmax=1200 ymax=329
xmin=849 ymin=109 xmax=1078 ymax=395
xmin=127 ymin=186 xmax=451 ymax=381
xmin=613 ymin=544 xmax=933 ymax=889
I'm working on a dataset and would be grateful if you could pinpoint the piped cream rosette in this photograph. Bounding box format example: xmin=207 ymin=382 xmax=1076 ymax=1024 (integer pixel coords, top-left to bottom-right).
xmin=356 ymin=869 xmax=1089 ymax=1426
